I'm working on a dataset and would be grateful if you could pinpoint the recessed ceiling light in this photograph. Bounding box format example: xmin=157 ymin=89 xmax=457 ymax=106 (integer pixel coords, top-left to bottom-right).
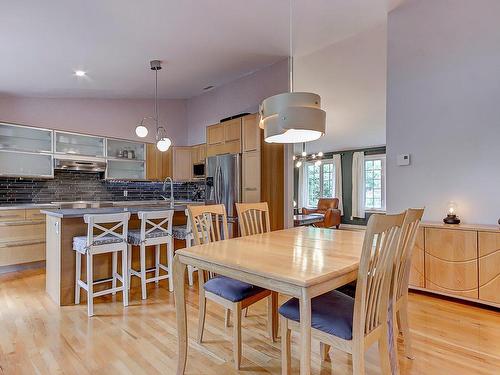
xmin=74 ymin=70 xmax=86 ymax=77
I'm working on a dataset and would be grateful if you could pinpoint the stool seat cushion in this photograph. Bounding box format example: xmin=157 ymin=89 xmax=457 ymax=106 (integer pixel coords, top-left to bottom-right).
xmin=172 ymin=225 xmax=191 ymax=240
xmin=73 ymin=235 xmax=124 ymax=254
xmin=278 ymin=290 xmax=354 ymax=340
xmin=204 ymin=276 xmax=265 ymax=303
xmin=127 ymin=229 xmax=171 ymax=245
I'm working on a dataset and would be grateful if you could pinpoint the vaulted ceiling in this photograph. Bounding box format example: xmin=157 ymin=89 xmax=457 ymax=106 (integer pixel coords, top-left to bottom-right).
xmin=0 ymin=0 xmax=401 ymax=99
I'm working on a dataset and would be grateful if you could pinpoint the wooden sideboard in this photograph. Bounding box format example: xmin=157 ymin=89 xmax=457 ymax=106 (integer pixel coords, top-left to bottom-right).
xmin=409 ymin=222 xmax=500 ymax=308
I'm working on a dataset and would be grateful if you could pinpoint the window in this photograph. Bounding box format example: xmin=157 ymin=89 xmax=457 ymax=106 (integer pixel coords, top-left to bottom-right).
xmin=305 ymin=160 xmax=335 ymax=207
xmin=364 ymin=155 xmax=386 ymax=211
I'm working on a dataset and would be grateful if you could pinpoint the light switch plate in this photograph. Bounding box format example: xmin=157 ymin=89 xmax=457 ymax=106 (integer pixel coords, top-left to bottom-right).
xmin=397 ymin=154 xmax=410 ymax=166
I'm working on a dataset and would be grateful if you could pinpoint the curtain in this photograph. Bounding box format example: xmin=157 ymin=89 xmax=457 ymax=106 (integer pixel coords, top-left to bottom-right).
xmin=332 ymin=154 xmax=343 ymax=215
xmin=351 ymin=151 xmax=365 ymax=219
xmin=297 ymin=164 xmax=305 ymax=209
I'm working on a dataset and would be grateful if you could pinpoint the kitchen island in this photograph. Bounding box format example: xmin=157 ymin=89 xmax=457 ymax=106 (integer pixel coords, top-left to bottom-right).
xmin=42 ymin=202 xmax=200 ymax=306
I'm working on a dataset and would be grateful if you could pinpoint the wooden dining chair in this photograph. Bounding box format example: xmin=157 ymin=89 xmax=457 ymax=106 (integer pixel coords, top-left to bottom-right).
xmin=279 ymin=212 xmax=405 ymax=375
xmin=188 ymin=204 xmax=273 ymax=370
xmin=236 ymin=202 xmax=278 ymax=338
xmin=392 ymin=208 xmax=424 ymax=359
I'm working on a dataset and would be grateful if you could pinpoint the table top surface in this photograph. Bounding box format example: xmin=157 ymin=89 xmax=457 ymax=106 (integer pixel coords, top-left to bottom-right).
xmin=176 ymin=226 xmax=365 ymax=288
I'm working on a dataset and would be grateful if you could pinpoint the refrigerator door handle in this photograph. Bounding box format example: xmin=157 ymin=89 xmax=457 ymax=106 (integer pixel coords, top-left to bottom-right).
xmin=214 ymin=164 xmax=220 ymax=204
xmin=217 ymin=164 xmax=223 ymax=204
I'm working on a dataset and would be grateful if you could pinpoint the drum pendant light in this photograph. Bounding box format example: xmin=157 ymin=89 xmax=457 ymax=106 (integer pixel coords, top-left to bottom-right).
xmin=259 ymin=0 xmax=326 ymax=143
xmin=135 ymin=60 xmax=172 ymax=152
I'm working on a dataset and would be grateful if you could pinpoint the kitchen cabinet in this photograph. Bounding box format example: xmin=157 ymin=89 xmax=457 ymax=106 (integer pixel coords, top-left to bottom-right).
xmin=107 ymin=139 xmax=145 ymax=161
xmin=106 ymin=139 xmax=146 ymax=180
xmin=146 ymin=143 xmax=163 ymax=180
xmin=207 ymin=124 xmax=224 ymax=145
xmin=172 ymin=147 xmax=192 ymax=181
xmin=55 ymin=131 xmax=105 ymax=157
xmin=206 ymin=118 xmax=242 ymax=156
xmin=191 ymin=143 xmax=206 ymax=164
xmin=242 ymin=151 xmax=261 ymax=203
xmin=0 ymin=123 xmax=54 ymax=178
xmin=106 ymin=159 xmax=145 ymax=180
xmin=242 ymin=114 xmax=261 ymax=152
xmin=0 ymin=208 xmax=46 ymax=267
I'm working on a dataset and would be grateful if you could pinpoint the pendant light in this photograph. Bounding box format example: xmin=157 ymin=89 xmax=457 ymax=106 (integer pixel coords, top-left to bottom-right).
xmin=135 ymin=60 xmax=172 ymax=152
xmin=259 ymin=0 xmax=326 ymax=143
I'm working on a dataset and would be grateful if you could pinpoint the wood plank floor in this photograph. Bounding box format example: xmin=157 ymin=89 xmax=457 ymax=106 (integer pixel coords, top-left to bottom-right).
xmin=0 ymin=268 xmax=498 ymax=374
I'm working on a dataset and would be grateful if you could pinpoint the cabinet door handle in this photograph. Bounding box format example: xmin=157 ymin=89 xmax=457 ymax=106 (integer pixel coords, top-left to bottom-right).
xmin=245 ymin=188 xmax=257 ymax=191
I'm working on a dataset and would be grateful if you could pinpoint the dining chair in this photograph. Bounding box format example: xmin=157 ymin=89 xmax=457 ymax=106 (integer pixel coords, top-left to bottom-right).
xmin=392 ymin=208 xmax=424 ymax=359
xmin=279 ymin=212 xmax=405 ymax=375
xmin=236 ymin=202 xmax=278 ymax=338
xmin=188 ymin=204 xmax=273 ymax=370
xmin=73 ymin=212 xmax=130 ymax=317
xmin=127 ymin=210 xmax=174 ymax=299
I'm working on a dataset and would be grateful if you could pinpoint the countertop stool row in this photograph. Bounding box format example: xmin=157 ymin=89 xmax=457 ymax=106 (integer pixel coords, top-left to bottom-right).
xmin=72 ymin=210 xmax=193 ymax=317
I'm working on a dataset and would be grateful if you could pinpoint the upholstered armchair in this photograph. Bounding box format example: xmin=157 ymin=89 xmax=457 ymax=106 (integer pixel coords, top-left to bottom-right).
xmin=302 ymin=198 xmax=341 ymax=229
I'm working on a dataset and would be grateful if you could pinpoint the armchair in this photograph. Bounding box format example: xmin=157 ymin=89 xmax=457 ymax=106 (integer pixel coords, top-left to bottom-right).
xmin=302 ymin=198 xmax=341 ymax=229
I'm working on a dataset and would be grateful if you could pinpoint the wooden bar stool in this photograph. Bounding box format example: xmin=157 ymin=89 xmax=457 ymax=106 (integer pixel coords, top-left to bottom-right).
xmin=73 ymin=212 xmax=131 ymax=317
xmin=127 ymin=210 xmax=174 ymax=299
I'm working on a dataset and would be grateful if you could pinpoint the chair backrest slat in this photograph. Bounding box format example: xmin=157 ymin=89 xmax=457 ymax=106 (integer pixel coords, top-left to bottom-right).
xmin=394 ymin=208 xmax=425 ymax=301
xmin=236 ymin=202 xmax=271 ymax=236
xmin=188 ymin=204 xmax=228 ymax=245
xmin=353 ymin=212 xmax=405 ymax=338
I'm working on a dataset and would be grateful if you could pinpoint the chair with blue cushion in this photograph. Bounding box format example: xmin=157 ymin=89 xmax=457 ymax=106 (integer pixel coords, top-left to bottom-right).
xmin=73 ymin=212 xmax=131 ymax=317
xmin=279 ymin=212 xmax=405 ymax=375
xmin=127 ymin=210 xmax=174 ymax=299
xmin=188 ymin=204 xmax=273 ymax=370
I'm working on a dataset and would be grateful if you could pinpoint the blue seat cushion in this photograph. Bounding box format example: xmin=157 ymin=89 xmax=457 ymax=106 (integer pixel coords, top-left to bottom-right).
xmin=278 ymin=290 xmax=354 ymax=340
xmin=127 ymin=229 xmax=171 ymax=245
xmin=73 ymin=235 xmax=124 ymax=254
xmin=204 ymin=276 xmax=265 ymax=303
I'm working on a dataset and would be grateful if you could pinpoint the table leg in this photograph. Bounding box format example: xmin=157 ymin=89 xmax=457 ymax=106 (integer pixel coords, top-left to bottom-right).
xmin=173 ymin=255 xmax=187 ymax=375
xmin=299 ymin=289 xmax=311 ymax=375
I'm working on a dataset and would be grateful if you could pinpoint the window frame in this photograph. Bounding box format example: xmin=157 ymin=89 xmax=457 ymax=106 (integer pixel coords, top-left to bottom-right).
xmin=304 ymin=159 xmax=335 ymax=208
xmin=364 ymin=154 xmax=386 ymax=213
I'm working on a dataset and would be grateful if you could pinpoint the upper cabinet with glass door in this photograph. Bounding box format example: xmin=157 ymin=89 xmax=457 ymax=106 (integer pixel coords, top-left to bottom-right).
xmin=106 ymin=139 xmax=145 ymax=161
xmin=0 ymin=123 xmax=52 ymax=153
xmin=55 ymin=131 xmax=105 ymax=157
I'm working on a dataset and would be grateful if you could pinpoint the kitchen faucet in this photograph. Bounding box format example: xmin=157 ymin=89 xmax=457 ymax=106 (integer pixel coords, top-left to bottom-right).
xmin=161 ymin=176 xmax=174 ymax=207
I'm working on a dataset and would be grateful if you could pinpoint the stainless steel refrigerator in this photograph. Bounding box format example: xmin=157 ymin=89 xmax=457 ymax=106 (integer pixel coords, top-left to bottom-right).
xmin=205 ymin=153 xmax=241 ymax=225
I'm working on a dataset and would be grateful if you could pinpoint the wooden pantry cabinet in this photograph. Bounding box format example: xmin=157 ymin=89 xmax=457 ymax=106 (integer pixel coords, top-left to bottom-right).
xmin=190 ymin=143 xmax=206 ymax=164
xmin=206 ymin=118 xmax=242 ymax=157
xmin=0 ymin=209 xmax=46 ymax=268
xmin=409 ymin=222 xmax=500 ymax=308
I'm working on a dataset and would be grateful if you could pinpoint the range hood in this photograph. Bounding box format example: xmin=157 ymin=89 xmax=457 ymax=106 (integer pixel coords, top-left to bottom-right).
xmin=54 ymin=155 xmax=107 ymax=172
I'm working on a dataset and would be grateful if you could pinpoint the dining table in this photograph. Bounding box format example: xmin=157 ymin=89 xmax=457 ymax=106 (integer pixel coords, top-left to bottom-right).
xmin=173 ymin=226 xmax=398 ymax=375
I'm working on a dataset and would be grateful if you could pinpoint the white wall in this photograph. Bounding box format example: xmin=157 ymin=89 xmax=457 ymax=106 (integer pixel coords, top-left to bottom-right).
xmin=387 ymin=0 xmax=500 ymax=225
xmin=294 ymin=23 xmax=387 ymax=154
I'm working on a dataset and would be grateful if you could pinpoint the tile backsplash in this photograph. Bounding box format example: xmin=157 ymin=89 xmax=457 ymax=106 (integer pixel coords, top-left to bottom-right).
xmin=0 ymin=170 xmax=205 ymax=204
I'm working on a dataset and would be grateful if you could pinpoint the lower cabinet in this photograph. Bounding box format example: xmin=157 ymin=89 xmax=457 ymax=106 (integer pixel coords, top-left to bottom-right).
xmin=0 ymin=209 xmax=46 ymax=267
xmin=409 ymin=223 xmax=500 ymax=307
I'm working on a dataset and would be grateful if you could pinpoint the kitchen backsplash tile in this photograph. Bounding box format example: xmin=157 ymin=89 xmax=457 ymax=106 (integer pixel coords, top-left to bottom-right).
xmin=0 ymin=171 xmax=205 ymax=204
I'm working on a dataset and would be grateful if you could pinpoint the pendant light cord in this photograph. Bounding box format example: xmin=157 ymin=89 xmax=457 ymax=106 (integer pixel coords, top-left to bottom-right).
xmin=155 ymin=69 xmax=159 ymax=131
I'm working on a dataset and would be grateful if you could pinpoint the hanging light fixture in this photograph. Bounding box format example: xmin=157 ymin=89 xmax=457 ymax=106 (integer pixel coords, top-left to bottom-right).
xmin=294 ymin=143 xmax=324 ymax=168
xmin=135 ymin=60 xmax=172 ymax=152
xmin=259 ymin=0 xmax=326 ymax=144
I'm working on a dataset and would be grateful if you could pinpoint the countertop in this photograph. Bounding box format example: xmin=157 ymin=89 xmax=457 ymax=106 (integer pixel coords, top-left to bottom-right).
xmin=41 ymin=202 xmax=203 ymax=218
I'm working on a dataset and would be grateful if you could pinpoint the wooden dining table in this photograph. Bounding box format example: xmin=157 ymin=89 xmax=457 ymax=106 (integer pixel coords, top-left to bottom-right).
xmin=173 ymin=226 xmax=397 ymax=374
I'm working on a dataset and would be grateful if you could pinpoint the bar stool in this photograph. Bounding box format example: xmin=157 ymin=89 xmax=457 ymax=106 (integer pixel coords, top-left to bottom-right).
xmin=127 ymin=210 xmax=174 ymax=299
xmin=73 ymin=212 xmax=131 ymax=317
xmin=172 ymin=209 xmax=197 ymax=286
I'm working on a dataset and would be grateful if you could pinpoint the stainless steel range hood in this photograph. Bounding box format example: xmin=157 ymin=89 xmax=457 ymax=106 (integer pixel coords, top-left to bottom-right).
xmin=54 ymin=156 xmax=107 ymax=172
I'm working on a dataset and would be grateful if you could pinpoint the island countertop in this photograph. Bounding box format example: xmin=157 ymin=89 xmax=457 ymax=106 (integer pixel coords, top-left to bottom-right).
xmin=41 ymin=202 xmax=202 ymax=218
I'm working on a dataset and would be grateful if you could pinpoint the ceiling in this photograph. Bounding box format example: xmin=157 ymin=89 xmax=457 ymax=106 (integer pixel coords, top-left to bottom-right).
xmin=0 ymin=0 xmax=401 ymax=99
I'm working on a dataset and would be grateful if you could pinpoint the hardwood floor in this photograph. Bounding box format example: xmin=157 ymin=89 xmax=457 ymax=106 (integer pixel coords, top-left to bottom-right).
xmin=0 ymin=268 xmax=498 ymax=374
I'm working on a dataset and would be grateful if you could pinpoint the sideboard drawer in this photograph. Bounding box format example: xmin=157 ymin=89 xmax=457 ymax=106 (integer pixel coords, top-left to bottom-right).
xmin=425 ymin=227 xmax=477 ymax=261
xmin=0 ymin=209 xmax=25 ymax=222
